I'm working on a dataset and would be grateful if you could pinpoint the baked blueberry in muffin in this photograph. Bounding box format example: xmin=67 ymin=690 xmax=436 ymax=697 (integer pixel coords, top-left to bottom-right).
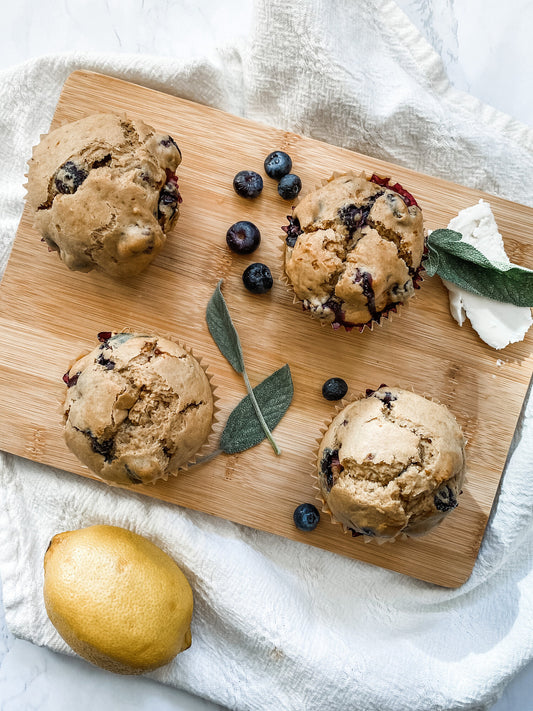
xmin=316 ymin=386 xmax=466 ymax=540
xmin=283 ymin=173 xmax=425 ymax=329
xmin=26 ymin=113 xmax=182 ymax=278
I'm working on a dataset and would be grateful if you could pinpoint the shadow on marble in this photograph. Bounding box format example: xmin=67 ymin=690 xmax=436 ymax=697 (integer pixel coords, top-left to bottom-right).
xmin=0 ymin=637 xmax=225 ymax=711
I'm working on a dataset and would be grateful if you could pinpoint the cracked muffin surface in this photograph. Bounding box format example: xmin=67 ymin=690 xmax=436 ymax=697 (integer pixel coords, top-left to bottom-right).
xmin=317 ymin=386 xmax=466 ymax=540
xmin=283 ymin=173 xmax=424 ymax=328
xmin=26 ymin=113 xmax=182 ymax=277
xmin=63 ymin=333 xmax=213 ymax=485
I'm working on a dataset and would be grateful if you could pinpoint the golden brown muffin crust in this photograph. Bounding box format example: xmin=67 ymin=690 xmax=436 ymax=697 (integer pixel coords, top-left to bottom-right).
xmin=63 ymin=333 xmax=213 ymax=485
xmin=317 ymin=386 xmax=466 ymax=539
xmin=26 ymin=113 xmax=182 ymax=277
xmin=284 ymin=174 xmax=424 ymax=328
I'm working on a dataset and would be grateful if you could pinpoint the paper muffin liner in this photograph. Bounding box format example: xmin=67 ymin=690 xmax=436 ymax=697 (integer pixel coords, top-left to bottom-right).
xmin=280 ymin=170 xmax=426 ymax=334
xmin=62 ymin=329 xmax=220 ymax=487
xmin=310 ymin=385 xmax=467 ymax=544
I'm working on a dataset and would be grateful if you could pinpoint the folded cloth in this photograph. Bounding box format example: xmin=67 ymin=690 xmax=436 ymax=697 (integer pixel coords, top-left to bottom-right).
xmin=1 ymin=1 xmax=532 ymax=710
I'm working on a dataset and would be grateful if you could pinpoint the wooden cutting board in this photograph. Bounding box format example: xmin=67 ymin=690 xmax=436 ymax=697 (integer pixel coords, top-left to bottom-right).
xmin=1 ymin=70 xmax=532 ymax=588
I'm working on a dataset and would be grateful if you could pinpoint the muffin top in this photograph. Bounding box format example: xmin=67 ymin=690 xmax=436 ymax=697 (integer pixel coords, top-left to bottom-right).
xmin=283 ymin=173 xmax=424 ymax=328
xmin=63 ymin=333 xmax=213 ymax=486
xmin=317 ymin=386 xmax=466 ymax=539
xmin=26 ymin=113 xmax=182 ymax=277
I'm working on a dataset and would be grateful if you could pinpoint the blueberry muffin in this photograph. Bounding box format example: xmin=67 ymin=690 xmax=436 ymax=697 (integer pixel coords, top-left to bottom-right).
xmin=63 ymin=333 xmax=214 ymax=485
xmin=26 ymin=113 xmax=182 ymax=277
xmin=316 ymin=386 xmax=466 ymax=540
xmin=283 ymin=173 xmax=424 ymax=329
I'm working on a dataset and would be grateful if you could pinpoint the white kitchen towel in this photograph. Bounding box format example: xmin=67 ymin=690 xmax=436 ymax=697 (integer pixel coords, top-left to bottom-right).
xmin=1 ymin=1 xmax=533 ymax=710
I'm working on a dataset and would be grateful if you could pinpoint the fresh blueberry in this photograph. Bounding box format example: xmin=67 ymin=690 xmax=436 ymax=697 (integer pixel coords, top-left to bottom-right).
xmin=322 ymin=378 xmax=348 ymax=401
xmin=226 ymin=221 xmax=261 ymax=254
xmin=278 ymin=173 xmax=302 ymax=201
xmin=293 ymin=503 xmax=320 ymax=531
xmin=264 ymin=151 xmax=292 ymax=180
xmin=242 ymin=263 xmax=273 ymax=294
xmin=233 ymin=170 xmax=263 ymax=199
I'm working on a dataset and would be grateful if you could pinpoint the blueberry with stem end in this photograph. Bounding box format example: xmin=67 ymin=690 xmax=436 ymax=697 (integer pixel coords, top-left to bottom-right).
xmin=233 ymin=170 xmax=263 ymax=199
xmin=264 ymin=151 xmax=292 ymax=180
xmin=242 ymin=263 xmax=273 ymax=294
xmin=226 ymin=221 xmax=261 ymax=254
xmin=322 ymin=378 xmax=348 ymax=401
xmin=278 ymin=174 xmax=302 ymax=200
xmin=293 ymin=503 xmax=320 ymax=531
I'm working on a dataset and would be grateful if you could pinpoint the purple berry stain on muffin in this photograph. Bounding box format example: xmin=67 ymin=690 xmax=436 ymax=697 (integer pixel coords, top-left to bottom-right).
xmin=320 ymin=447 xmax=343 ymax=492
xmin=77 ymin=429 xmax=115 ymax=462
xmin=374 ymin=389 xmax=398 ymax=409
xmin=354 ymin=269 xmax=378 ymax=321
xmin=434 ymin=485 xmax=458 ymax=512
xmin=160 ymin=135 xmax=182 ymax=160
xmin=97 ymin=331 xmax=113 ymax=343
xmin=369 ymin=174 xmax=419 ymax=208
xmin=282 ymin=215 xmax=303 ymax=247
xmin=62 ymin=371 xmax=80 ymax=388
xmin=158 ymin=169 xmax=182 ymax=227
xmin=96 ymin=353 xmax=115 ymax=370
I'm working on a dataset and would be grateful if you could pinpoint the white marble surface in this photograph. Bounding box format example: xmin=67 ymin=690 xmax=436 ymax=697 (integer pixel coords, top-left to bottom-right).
xmin=0 ymin=1 xmax=532 ymax=710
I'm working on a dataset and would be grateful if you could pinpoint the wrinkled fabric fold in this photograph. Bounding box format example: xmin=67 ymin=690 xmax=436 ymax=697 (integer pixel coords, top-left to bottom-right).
xmin=0 ymin=1 xmax=532 ymax=710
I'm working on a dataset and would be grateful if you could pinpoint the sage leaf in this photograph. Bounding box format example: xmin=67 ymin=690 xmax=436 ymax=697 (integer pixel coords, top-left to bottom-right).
xmin=427 ymin=229 xmax=533 ymax=307
xmin=220 ymin=365 xmax=293 ymax=454
xmin=206 ymin=280 xmax=245 ymax=373
xmin=206 ymin=280 xmax=283 ymax=454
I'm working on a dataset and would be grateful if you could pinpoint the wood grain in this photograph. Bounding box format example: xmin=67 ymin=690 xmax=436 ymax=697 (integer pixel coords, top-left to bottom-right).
xmin=0 ymin=70 xmax=532 ymax=588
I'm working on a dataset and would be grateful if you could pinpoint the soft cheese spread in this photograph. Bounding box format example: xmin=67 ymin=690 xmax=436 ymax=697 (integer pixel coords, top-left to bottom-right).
xmin=442 ymin=200 xmax=533 ymax=350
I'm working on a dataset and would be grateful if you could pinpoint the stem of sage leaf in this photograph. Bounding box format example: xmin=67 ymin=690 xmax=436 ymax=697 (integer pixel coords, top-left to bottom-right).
xmin=242 ymin=369 xmax=282 ymax=455
xmin=191 ymin=448 xmax=223 ymax=467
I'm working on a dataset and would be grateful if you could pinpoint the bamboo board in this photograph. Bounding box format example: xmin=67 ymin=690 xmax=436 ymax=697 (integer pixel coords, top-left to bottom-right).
xmin=1 ymin=70 xmax=532 ymax=588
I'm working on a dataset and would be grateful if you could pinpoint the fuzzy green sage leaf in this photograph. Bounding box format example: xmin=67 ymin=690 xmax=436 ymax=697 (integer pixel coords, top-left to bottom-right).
xmin=206 ymin=280 xmax=288 ymax=455
xmin=220 ymin=365 xmax=293 ymax=454
xmin=426 ymin=229 xmax=533 ymax=307
xmin=206 ymin=280 xmax=245 ymax=373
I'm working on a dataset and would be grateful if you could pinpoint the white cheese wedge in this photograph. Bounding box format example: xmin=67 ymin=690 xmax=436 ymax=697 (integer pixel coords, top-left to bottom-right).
xmin=441 ymin=199 xmax=533 ymax=350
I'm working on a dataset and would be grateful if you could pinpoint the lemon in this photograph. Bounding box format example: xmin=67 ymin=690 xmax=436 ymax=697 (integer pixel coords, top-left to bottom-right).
xmin=43 ymin=525 xmax=193 ymax=675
